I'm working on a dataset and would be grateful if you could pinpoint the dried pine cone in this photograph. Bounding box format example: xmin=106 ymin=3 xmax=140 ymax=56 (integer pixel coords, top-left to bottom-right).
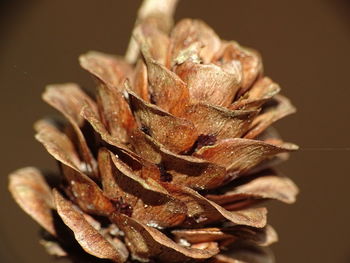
xmin=9 ymin=0 xmax=298 ymax=262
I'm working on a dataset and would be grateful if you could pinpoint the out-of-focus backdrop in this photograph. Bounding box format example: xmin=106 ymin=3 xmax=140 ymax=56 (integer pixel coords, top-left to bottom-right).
xmin=1 ymin=0 xmax=349 ymax=262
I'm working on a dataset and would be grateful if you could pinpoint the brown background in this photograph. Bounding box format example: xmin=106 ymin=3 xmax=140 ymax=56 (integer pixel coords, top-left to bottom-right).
xmin=1 ymin=0 xmax=349 ymax=262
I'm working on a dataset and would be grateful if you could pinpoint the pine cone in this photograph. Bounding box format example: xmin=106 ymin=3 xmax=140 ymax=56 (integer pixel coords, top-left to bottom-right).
xmin=8 ymin=1 xmax=298 ymax=262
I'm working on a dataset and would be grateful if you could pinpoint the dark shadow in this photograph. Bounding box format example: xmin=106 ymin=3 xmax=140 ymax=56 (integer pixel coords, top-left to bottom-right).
xmin=0 ymin=0 xmax=39 ymax=43
xmin=327 ymin=0 xmax=350 ymax=27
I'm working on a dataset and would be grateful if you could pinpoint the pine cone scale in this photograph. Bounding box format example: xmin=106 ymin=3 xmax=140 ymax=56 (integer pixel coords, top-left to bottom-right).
xmin=54 ymin=190 xmax=129 ymax=262
xmin=142 ymin=56 xmax=189 ymax=115
xmin=179 ymin=103 xmax=259 ymax=140
xmin=175 ymin=61 xmax=241 ymax=107
xmin=8 ymin=167 xmax=56 ymax=236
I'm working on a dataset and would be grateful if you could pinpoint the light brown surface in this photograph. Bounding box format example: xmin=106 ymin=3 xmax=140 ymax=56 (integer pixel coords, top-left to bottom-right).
xmin=1 ymin=0 xmax=349 ymax=262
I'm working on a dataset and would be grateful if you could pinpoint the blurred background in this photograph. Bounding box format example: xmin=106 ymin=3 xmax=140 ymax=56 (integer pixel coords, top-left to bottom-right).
xmin=1 ymin=0 xmax=349 ymax=262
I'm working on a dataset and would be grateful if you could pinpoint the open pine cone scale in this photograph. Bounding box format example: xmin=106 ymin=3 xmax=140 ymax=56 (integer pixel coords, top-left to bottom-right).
xmin=9 ymin=1 xmax=298 ymax=262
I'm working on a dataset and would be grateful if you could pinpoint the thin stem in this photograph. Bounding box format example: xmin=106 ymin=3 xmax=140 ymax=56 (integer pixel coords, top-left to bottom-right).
xmin=125 ymin=0 xmax=179 ymax=64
